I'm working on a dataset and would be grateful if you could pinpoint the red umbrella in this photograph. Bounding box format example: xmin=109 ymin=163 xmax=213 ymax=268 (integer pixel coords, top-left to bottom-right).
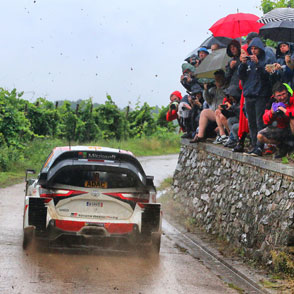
xmin=209 ymin=13 xmax=264 ymax=39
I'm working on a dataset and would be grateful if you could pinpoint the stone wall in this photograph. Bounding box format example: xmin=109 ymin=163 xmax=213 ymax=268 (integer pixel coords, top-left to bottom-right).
xmin=173 ymin=141 xmax=294 ymax=261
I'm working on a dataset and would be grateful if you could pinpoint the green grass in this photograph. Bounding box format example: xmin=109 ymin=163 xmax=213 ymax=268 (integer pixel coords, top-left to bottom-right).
xmin=0 ymin=134 xmax=180 ymax=188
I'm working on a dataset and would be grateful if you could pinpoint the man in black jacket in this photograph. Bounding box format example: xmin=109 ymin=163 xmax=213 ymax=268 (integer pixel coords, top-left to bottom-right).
xmin=237 ymin=37 xmax=272 ymax=156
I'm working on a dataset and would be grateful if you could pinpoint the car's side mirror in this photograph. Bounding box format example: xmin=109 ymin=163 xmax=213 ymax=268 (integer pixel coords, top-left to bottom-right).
xmin=25 ymin=169 xmax=36 ymax=182
xmin=25 ymin=169 xmax=36 ymax=196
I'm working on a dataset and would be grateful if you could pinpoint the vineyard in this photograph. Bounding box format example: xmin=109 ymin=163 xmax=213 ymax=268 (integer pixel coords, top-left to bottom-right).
xmin=0 ymin=88 xmax=178 ymax=174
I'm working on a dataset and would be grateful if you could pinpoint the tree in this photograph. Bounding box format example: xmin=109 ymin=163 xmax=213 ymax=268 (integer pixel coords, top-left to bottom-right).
xmin=260 ymin=0 xmax=294 ymax=14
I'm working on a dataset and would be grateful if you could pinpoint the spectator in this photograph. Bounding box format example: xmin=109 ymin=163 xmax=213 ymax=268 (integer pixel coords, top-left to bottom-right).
xmin=166 ymin=90 xmax=182 ymax=122
xmin=225 ymin=40 xmax=241 ymax=88
xmin=203 ymin=69 xmax=227 ymax=110
xmin=185 ymin=83 xmax=204 ymax=138
xmin=233 ymin=47 xmax=250 ymax=153
xmin=257 ymin=82 xmax=294 ymax=158
xmin=180 ymin=63 xmax=199 ymax=92
xmin=266 ymin=42 xmax=293 ymax=86
xmin=245 ymin=32 xmax=275 ymax=64
xmin=213 ymin=85 xmax=241 ymax=146
xmin=196 ymin=47 xmax=209 ymax=67
xmin=178 ymin=94 xmax=192 ymax=135
xmin=190 ymin=70 xmax=227 ymax=143
xmin=211 ymin=43 xmax=220 ymax=52
xmin=237 ymin=37 xmax=271 ymax=156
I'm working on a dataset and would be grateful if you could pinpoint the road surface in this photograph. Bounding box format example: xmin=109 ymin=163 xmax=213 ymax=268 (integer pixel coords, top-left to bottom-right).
xmin=0 ymin=154 xmax=238 ymax=294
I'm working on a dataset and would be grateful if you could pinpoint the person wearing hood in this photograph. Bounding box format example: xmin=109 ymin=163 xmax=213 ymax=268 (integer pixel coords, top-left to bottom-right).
xmin=266 ymin=42 xmax=294 ymax=86
xmin=225 ymin=40 xmax=241 ymax=88
xmin=180 ymin=62 xmax=200 ymax=92
xmin=212 ymin=85 xmax=241 ymax=146
xmin=237 ymin=37 xmax=271 ymax=156
xmin=186 ymin=83 xmax=204 ymax=138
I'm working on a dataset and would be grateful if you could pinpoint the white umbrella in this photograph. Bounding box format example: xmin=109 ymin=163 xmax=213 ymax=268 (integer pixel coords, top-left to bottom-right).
xmin=258 ymin=7 xmax=294 ymax=24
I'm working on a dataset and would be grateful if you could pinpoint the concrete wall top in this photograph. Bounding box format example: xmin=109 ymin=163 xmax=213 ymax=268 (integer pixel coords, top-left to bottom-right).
xmin=181 ymin=139 xmax=294 ymax=178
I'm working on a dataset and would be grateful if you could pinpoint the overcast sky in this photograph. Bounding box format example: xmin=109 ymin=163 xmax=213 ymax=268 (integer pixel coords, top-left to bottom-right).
xmin=0 ymin=0 xmax=261 ymax=108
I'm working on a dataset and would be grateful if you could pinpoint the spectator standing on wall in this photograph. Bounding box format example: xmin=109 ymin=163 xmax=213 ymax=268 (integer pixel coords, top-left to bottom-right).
xmin=225 ymin=40 xmax=241 ymax=88
xmin=237 ymin=37 xmax=271 ymax=156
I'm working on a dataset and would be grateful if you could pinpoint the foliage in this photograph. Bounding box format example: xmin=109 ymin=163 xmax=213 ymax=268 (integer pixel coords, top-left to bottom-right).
xmin=0 ymin=88 xmax=33 ymax=148
xmin=260 ymin=0 xmax=294 ymax=14
xmin=93 ymin=95 xmax=128 ymax=140
xmin=0 ymin=87 xmax=179 ymax=173
xmin=127 ymin=100 xmax=157 ymax=137
xmin=271 ymin=249 xmax=294 ymax=276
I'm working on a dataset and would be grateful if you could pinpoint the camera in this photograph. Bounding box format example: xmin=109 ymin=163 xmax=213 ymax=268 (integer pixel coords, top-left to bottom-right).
xmin=245 ymin=56 xmax=251 ymax=60
xmin=182 ymin=73 xmax=190 ymax=83
xmin=170 ymin=101 xmax=179 ymax=110
xmin=274 ymin=109 xmax=285 ymax=117
xmin=220 ymin=104 xmax=227 ymax=110
xmin=189 ymin=55 xmax=199 ymax=66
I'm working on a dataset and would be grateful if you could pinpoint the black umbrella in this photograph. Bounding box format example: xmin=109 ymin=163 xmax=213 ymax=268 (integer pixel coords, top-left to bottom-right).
xmin=185 ymin=35 xmax=233 ymax=60
xmin=200 ymin=35 xmax=233 ymax=49
xmin=259 ymin=20 xmax=294 ymax=43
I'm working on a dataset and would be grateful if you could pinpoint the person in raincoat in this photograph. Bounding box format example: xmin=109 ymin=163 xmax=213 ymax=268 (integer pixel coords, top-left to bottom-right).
xmin=257 ymin=82 xmax=294 ymax=158
xmin=237 ymin=37 xmax=271 ymax=156
xmin=225 ymin=40 xmax=241 ymax=88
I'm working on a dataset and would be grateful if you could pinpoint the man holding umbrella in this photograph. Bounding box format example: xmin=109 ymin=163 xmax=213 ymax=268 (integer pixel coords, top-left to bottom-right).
xmin=238 ymin=37 xmax=272 ymax=156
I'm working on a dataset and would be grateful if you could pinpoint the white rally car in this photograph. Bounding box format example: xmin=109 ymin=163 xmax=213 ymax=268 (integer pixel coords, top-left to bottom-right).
xmin=23 ymin=146 xmax=161 ymax=253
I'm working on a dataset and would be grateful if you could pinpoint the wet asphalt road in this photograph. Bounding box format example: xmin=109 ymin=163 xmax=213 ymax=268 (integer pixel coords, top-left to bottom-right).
xmin=0 ymin=154 xmax=238 ymax=294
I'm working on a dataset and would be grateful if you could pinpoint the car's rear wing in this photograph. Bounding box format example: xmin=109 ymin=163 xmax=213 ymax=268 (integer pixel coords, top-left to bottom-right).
xmin=41 ymin=149 xmax=146 ymax=176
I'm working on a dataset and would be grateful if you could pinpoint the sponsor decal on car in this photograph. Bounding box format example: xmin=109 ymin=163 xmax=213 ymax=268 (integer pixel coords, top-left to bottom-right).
xmin=78 ymin=214 xmax=118 ymax=219
xmin=71 ymin=212 xmax=78 ymax=217
xmin=86 ymin=201 xmax=103 ymax=207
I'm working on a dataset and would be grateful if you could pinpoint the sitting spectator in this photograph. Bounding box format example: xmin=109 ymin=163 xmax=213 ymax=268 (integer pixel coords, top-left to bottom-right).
xmin=166 ymin=90 xmax=182 ymax=122
xmin=213 ymin=85 xmax=241 ymax=146
xmin=237 ymin=37 xmax=271 ymax=156
xmin=178 ymin=94 xmax=192 ymax=135
xmin=185 ymin=83 xmax=204 ymax=138
xmin=180 ymin=63 xmax=199 ymax=92
xmin=190 ymin=69 xmax=227 ymax=143
xmin=257 ymin=82 xmax=294 ymax=158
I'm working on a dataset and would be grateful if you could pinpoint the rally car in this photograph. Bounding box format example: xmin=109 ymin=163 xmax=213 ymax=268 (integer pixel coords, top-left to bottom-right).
xmin=23 ymin=146 xmax=161 ymax=253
